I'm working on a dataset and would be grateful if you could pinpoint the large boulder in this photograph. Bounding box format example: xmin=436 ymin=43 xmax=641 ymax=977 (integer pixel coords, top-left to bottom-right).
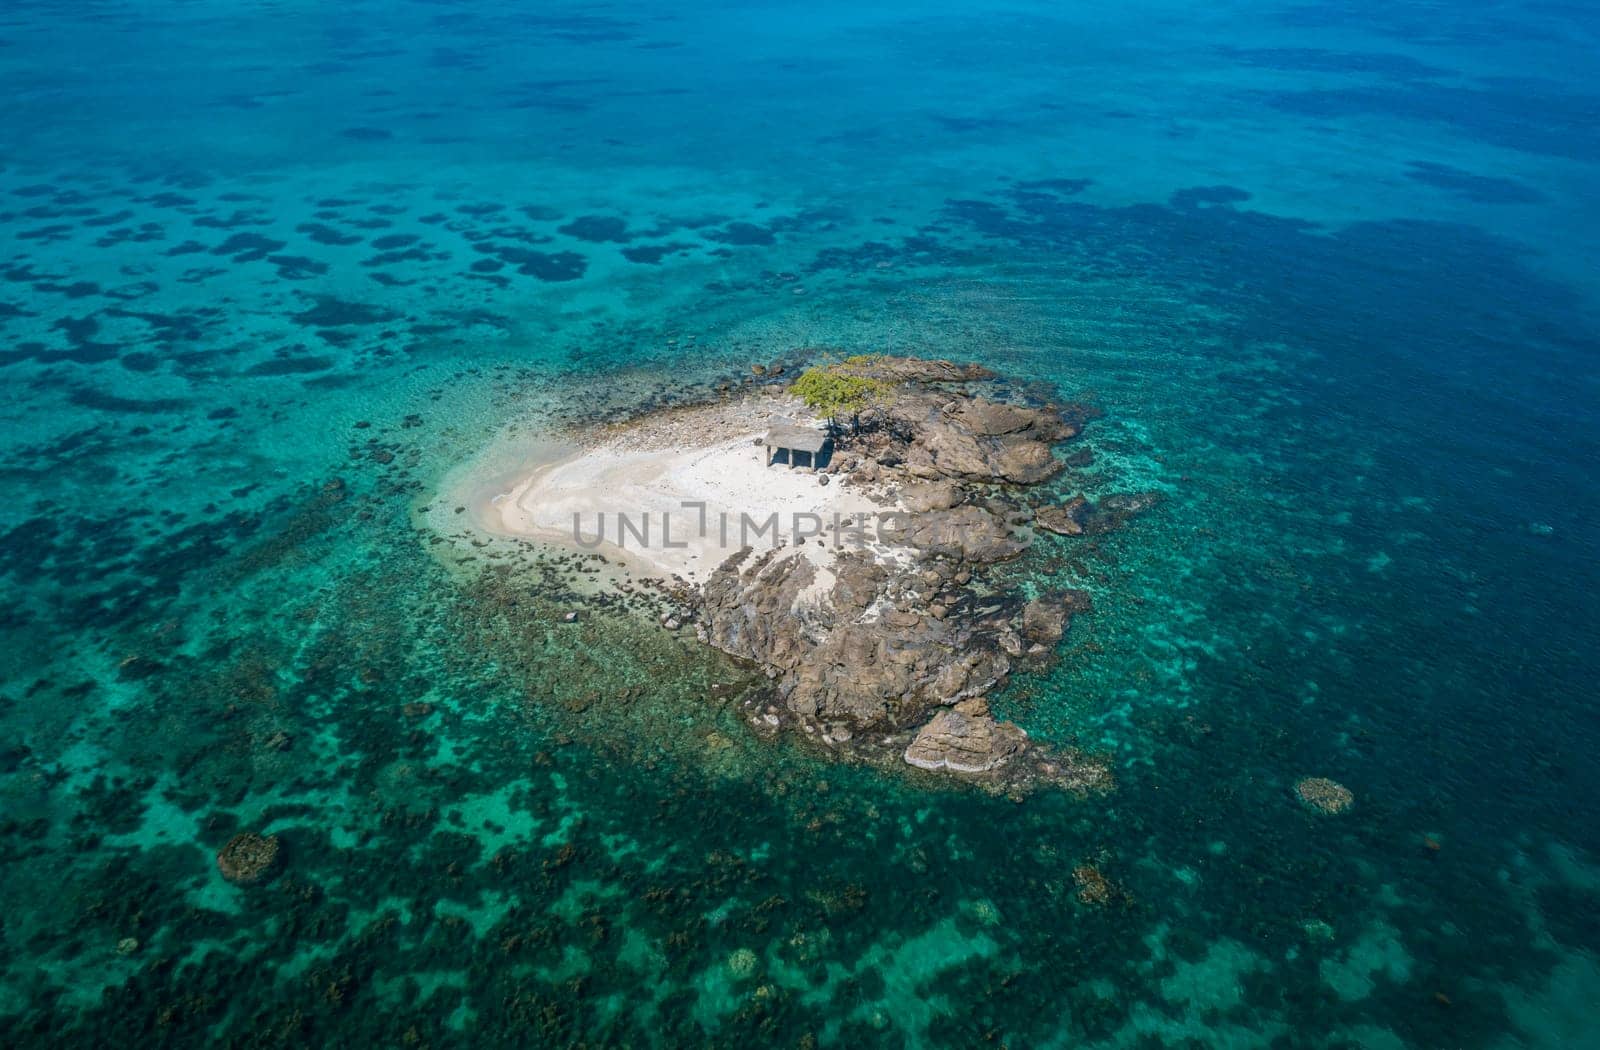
xmin=904 ymin=699 xmax=1029 ymax=774
xmin=899 ymin=480 xmax=963 ymax=513
xmin=890 ymin=504 xmax=1029 ymax=564
xmin=950 ymin=399 xmax=1041 ymax=437
xmin=1021 ymin=599 xmax=1068 ymax=646
xmin=876 ymin=392 xmax=1070 ymax=484
xmin=698 ymin=547 xmax=820 ymax=671
xmin=1019 ymin=590 xmax=1091 ymax=646
xmin=698 ymin=547 xmax=1014 ymax=729
xmin=991 ymin=439 xmax=1062 ymax=484
xmin=1036 ymin=495 xmax=1092 ymax=536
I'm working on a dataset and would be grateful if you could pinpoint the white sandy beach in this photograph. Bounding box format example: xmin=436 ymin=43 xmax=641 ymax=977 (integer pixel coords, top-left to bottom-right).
xmin=459 ymin=400 xmax=886 ymax=584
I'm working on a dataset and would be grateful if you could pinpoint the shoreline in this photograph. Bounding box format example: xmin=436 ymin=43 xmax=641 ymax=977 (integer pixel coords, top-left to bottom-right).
xmin=430 ymin=356 xmax=1129 ymax=795
xmin=452 ymin=392 xmax=889 ymax=586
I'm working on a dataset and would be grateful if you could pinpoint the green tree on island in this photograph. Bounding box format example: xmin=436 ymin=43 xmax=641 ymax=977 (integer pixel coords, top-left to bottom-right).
xmin=791 ymin=356 xmax=893 ymax=436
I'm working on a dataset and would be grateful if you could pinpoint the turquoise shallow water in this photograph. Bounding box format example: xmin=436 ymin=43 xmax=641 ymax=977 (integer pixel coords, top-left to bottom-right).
xmin=2 ymin=1 xmax=1599 ymax=1046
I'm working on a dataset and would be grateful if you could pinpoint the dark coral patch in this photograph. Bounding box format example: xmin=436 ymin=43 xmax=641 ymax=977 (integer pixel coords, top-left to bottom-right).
xmin=369 ymin=272 xmax=420 ymax=288
xmin=933 ymin=114 xmax=1017 ymax=133
xmin=809 ymin=240 xmax=901 ymax=272
xmin=472 ymin=244 xmax=587 ymax=281
xmin=244 ymin=355 xmax=337 ymax=376
xmin=136 ymin=192 xmax=199 ymax=209
xmin=622 ymin=243 xmax=693 ymax=264
xmin=119 ymin=352 xmax=161 ymax=373
xmin=363 ymin=233 xmax=442 ymax=266
xmin=211 ymin=233 xmax=287 ymax=261
xmin=1015 ymin=178 xmax=1092 ymax=195
xmin=95 ymin=223 xmax=165 ymax=248
xmin=290 ymin=297 xmax=402 ymax=327
xmin=1252 ymin=79 xmax=1600 ymax=163
xmin=1 ymin=263 xmax=54 ymax=284
xmin=34 ymin=280 xmax=101 ymax=299
xmin=102 ymin=307 xmax=224 ymax=354
xmin=17 ymin=224 xmax=74 ymax=244
xmin=558 ymin=215 xmax=632 ymax=243
xmin=50 ymin=316 xmax=122 ymax=364
xmin=268 ymin=255 xmax=331 ymax=280
xmin=370 ymin=234 xmax=419 ymax=250
xmin=104 ymin=281 xmax=160 ymax=302
xmin=297 ymin=222 xmax=363 ymax=246
xmin=1403 ymin=161 xmax=1544 ymax=204
xmin=1215 ymin=45 xmax=1451 ymax=81
xmin=1170 ymin=185 xmax=1253 ymax=210
xmin=83 ymin=209 xmax=136 ymax=228
xmin=69 ymin=387 xmax=190 ymax=413
xmin=1536 ymin=885 xmax=1600 ymax=950
xmin=194 ymin=209 xmax=270 ymax=230
xmin=482 ymin=225 xmax=552 ymax=246
xmin=705 ymin=222 xmax=776 ymax=246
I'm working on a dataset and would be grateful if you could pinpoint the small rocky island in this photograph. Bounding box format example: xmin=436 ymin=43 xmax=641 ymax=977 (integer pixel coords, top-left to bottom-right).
xmin=456 ymin=355 xmax=1155 ymax=795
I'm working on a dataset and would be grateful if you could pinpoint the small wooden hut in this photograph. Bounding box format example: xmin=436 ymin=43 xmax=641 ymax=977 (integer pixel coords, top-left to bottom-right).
xmin=763 ymin=416 xmax=828 ymax=472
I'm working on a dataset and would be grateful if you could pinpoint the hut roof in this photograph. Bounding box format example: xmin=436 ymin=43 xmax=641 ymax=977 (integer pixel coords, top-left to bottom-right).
xmin=764 ymin=416 xmax=827 ymax=453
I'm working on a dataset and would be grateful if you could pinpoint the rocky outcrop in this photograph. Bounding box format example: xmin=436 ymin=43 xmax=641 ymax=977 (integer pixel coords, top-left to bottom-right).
xmin=883 ymin=393 xmax=1073 ymax=485
xmin=217 ymin=832 xmax=281 ymax=885
xmin=700 ymin=548 xmax=1010 ymax=727
xmin=1038 ymin=493 xmax=1164 ymax=537
xmin=1036 ymin=495 xmax=1091 ymax=536
xmin=898 ymin=480 xmax=962 ymax=513
xmin=902 ymin=697 xmax=1114 ymax=795
xmin=890 ymin=504 xmax=1030 ymax=563
xmin=904 ymin=699 xmax=1028 ymax=774
xmin=693 ymin=356 xmax=1140 ymax=794
xmin=856 ymin=356 xmax=992 ymax=385
xmin=1021 ymin=591 xmax=1091 ymax=647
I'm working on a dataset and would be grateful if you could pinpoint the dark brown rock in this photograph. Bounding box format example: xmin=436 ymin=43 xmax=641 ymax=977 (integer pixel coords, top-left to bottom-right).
xmin=217 ymin=832 xmax=281 ymax=885
xmin=899 ymin=480 xmax=962 ymax=513
xmin=1020 ymin=591 xmax=1089 ymax=646
xmin=1021 ymin=599 xmax=1068 ymax=646
xmin=889 ymin=505 xmax=1028 ymax=563
xmin=904 ymin=700 xmax=1028 ymax=774
xmin=870 ymin=391 xmax=1071 ymax=484
xmin=1036 ymin=495 xmax=1090 ymax=536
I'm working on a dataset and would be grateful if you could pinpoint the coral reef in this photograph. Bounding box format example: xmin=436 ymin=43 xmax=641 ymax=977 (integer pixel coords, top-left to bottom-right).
xmin=1072 ymin=864 xmax=1115 ymax=906
xmin=1294 ymin=777 xmax=1355 ymax=815
xmin=216 ymin=832 xmax=282 ymax=885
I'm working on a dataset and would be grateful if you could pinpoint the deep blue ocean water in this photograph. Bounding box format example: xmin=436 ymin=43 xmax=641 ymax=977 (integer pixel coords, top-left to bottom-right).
xmin=2 ymin=1 xmax=1598 ymax=1046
